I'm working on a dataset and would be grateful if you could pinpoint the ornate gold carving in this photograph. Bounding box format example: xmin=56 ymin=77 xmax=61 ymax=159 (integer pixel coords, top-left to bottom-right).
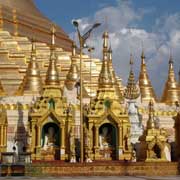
xmin=124 ymin=54 xmax=139 ymax=100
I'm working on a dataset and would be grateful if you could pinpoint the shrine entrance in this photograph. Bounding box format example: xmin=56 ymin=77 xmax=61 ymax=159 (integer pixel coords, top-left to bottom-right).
xmin=99 ymin=123 xmax=117 ymax=160
xmin=153 ymin=144 xmax=161 ymax=159
xmin=41 ymin=122 xmax=60 ymax=160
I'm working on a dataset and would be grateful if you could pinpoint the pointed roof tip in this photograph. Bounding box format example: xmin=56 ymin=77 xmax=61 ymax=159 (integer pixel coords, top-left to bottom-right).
xmin=72 ymin=42 xmax=76 ymax=56
xmin=169 ymin=53 xmax=173 ymax=64
xmin=51 ymin=25 xmax=56 ymax=46
xmin=130 ymin=53 xmax=134 ymax=66
xmin=103 ymin=31 xmax=109 ymax=49
xmin=141 ymin=49 xmax=145 ymax=59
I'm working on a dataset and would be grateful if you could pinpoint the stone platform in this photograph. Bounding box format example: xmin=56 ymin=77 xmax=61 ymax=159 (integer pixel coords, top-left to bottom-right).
xmin=24 ymin=162 xmax=179 ymax=177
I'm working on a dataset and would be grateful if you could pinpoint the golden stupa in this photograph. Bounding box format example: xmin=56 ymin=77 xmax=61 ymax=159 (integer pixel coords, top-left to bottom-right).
xmin=0 ymin=0 xmax=179 ymax=173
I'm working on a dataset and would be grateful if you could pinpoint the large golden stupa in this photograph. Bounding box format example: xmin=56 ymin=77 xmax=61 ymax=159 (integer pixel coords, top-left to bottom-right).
xmin=0 ymin=0 xmax=179 ymax=167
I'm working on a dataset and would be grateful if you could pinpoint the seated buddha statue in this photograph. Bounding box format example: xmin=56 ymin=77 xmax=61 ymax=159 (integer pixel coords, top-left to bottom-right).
xmin=41 ymin=126 xmax=57 ymax=160
xmin=43 ymin=127 xmax=56 ymax=150
xmin=99 ymin=126 xmax=113 ymax=159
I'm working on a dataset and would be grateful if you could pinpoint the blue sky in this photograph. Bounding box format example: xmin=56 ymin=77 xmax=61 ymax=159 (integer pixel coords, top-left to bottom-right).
xmin=35 ymin=0 xmax=180 ymax=97
xmin=35 ymin=0 xmax=180 ymax=33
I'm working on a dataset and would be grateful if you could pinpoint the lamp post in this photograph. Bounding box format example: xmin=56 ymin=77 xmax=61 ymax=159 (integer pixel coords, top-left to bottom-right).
xmin=72 ymin=20 xmax=100 ymax=163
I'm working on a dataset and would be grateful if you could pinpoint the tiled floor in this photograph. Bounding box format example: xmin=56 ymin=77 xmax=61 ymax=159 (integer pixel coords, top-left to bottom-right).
xmin=0 ymin=176 xmax=180 ymax=180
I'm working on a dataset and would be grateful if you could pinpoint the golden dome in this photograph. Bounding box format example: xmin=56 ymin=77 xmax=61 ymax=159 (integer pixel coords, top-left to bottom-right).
xmin=0 ymin=0 xmax=72 ymax=51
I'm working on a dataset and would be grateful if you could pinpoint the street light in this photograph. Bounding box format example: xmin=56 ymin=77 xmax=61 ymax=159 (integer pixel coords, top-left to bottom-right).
xmin=72 ymin=20 xmax=100 ymax=163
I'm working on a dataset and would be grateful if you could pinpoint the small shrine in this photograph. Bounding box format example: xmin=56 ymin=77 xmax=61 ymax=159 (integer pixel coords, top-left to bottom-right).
xmin=84 ymin=32 xmax=132 ymax=161
xmin=139 ymin=100 xmax=171 ymax=162
xmin=29 ymin=28 xmax=73 ymax=161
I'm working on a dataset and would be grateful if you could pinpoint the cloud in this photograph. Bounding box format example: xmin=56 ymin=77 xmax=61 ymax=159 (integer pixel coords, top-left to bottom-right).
xmin=70 ymin=1 xmax=180 ymax=98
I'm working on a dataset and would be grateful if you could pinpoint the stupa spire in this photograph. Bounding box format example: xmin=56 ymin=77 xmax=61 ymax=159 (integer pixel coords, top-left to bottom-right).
xmin=45 ymin=27 xmax=60 ymax=86
xmin=98 ymin=31 xmax=112 ymax=88
xmin=65 ymin=42 xmax=79 ymax=90
xmin=147 ymin=99 xmax=155 ymax=129
xmin=161 ymin=54 xmax=180 ymax=105
xmin=16 ymin=40 xmax=42 ymax=95
xmin=138 ymin=49 xmax=157 ymax=102
xmin=124 ymin=54 xmax=139 ymax=100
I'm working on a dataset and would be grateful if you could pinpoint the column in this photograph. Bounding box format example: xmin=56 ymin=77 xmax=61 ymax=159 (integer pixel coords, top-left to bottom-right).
xmin=31 ymin=123 xmax=36 ymax=152
xmin=1 ymin=126 xmax=4 ymax=147
xmin=37 ymin=126 xmax=41 ymax=147
xmin=4 ymin=126 xmax=7 ymax=147
xmin=61 ymin=125 xmax=65 ymax=148
xmin=120 ymin=126 xmax=123 ymax=147
xmin=95 ymin=125 xmax=99 ymax=147
xmin=89 ymin=124 xmax=93 ymax=150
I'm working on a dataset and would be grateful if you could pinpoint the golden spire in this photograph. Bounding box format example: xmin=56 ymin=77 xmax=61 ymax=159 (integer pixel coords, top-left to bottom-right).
xmin=16 ymin=40 xmax=42 ymax=95
xmin=147 ymin=99 xmax=155 ymax=129
xmin=45 ymin=26 xmax=60 ymax=86
xmin=161 ymin=54 xmax=180 ymax=105
xmin=138 ymin=49 xmax=157 ymax=102
xmin=12 ymin=9 xmax=18 ymax=36
xmin=108 ymin=46 xmax=116 ymax=83
xmin=98 ymin=31 xmax=112 ymax=87
xmin=124 ymin=54 xmax=139 ymax=100
xmin=65 ymin=42 xmax=79 ymax=90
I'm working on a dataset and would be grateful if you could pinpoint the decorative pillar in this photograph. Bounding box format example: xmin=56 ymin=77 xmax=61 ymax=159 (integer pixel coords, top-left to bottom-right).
xmin=1 ymin=126 xmax=4 ymax=147
xmin=89 ymin=124 xmax=93 ymax=150
xmin=4 ymin=126 xmax=7 ymax=147
xmin=61 ymin=125 xmax=65 ymax=148
xmin=120 ymin=126 xmax=123 ymax=147
xmin=0 ymin=126 xmax=2 ymax=146
xmin=95 ymin=125 xmax=99 ymax=147
xmin=60 ymin=124 xmax=65 ymax=160
xmin=37 ymin=126 xmax=41 ymax=147
xmin=31 ymin=122 xmax=36 ymax=154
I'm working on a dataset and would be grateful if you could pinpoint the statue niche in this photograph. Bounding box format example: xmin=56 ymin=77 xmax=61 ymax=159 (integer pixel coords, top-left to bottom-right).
xmin=41 ymin=122 xmax=60 ymax=160
xmin=99 ymin=123 xmax=116 ymax=160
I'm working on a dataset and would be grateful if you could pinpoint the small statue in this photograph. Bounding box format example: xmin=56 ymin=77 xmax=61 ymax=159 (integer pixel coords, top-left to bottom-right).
xmin=84 ymin=127 xmax=92 ymax=163
xmin=99 ymin=127 xmax=112 ymax=150
xmin=43 ymin=126 xmax=56 ymax=150
xmin=69 ymin=128 xmax=76 ymax=163
xmin=164 ymin=142 xmax=171 ymax=161
xmin=131 ymin=150 xmax=137 ymax=162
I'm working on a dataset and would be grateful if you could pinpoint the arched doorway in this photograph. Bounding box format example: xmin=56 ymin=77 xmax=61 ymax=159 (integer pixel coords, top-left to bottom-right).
xmin=153 ymin=144 xmax=161 ymax=158
xmin=41 ymin=122 xmax=60 ymax=160
xmin=99 ymin=123 xmax=117 ymax=160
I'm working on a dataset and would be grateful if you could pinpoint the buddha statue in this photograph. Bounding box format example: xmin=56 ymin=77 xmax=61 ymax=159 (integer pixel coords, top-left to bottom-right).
xmin=99 ymin=126 xmax=113 ymax=159
xmin=99 ymin=126 xmax=112 ymax=149
xmin=43 ymin=126 xmax=56 ymax=150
